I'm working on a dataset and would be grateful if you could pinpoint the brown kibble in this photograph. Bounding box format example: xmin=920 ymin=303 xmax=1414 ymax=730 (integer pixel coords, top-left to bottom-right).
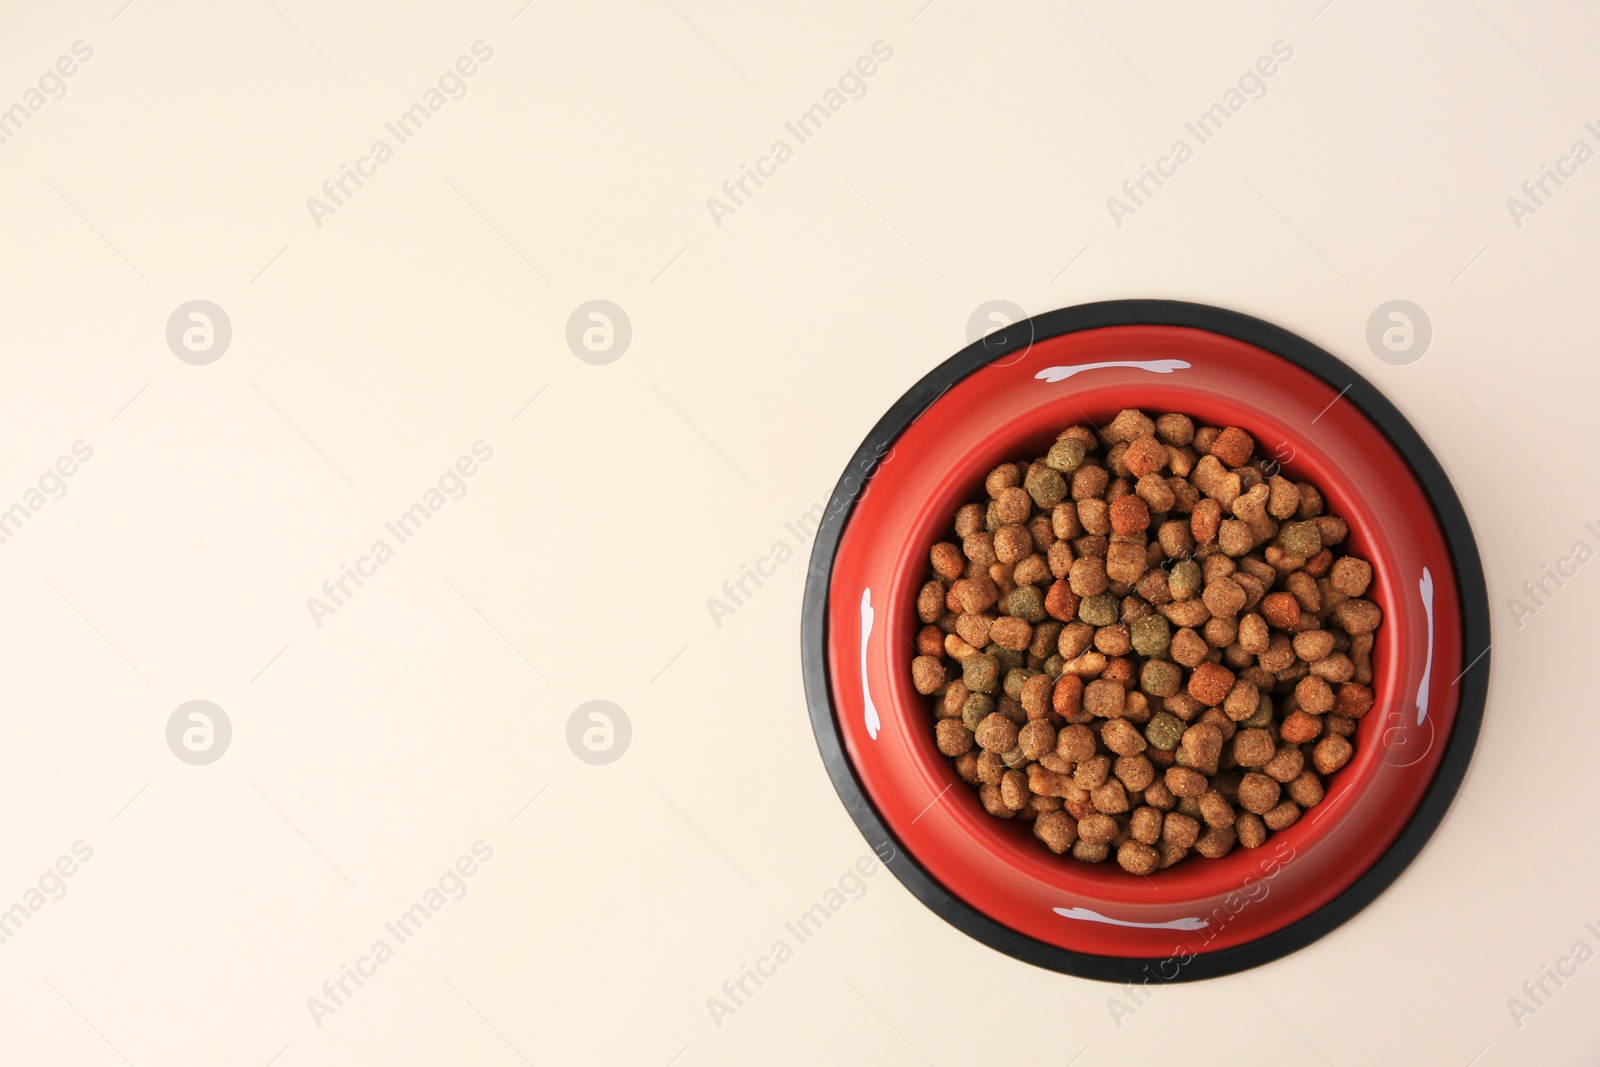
xmin=1179 ymin=722 xmax=1223 ymax=775
xmin=993 ymin=486 xmax=1033 ymax=525
xmin=934 ymin=719 xmax=973 ymax=756
xmin=1232 ymin=727 xmax=1276 ymax=766
xmin=1194 ymin=824 xmax=1237 ymax=859
xmin=1078 ymin=813 xmax=1117 ymax=845
xmin=1191 ymin=498 xmax=1222 ymax=543
xmin=1314 ymin=515 xmax=1349 ymax=546
xmin=930 ymin=542 xmax=965 ymax=581
xmin=1162 ymin=811 xmax=1201 ymax=849
xmin=1018 ymin=719 xmax=1056 ymax=760
xmin=1130 ymin=806 xmax=1163 ymax=845
xmin=1101 ymin=718 xmax=1147 ymax=756
xmin=1106 ymin=536 xmax=1147 ymax=585
xmin=979 ymin=782 xmax=1013 ymax=817
xmin=992 ymin=524 xmax=1033 ymax=564
xmin=1000 ymin=769 xmax=1029 ymax=810
xmin=1235 ymin=811 xmax=1268 ymax=848
xmin=1187 ymin=662 xmax=1236 ymax=706
xmin=1295 ymin=675 xmax=1334 ymax=714
xmin=1109 ymin=495 xmax=1151 ymax=535
xmin=1263 ymin=746 xmax=1304 ymax=783
xmin=1114 ymin=753 xmax=1156 ymax=791
xmin=1262 ymin=800 xmax=1301 ymax=831
xmin=954 ymin=502 xmax=987 ymax=538
xmin=911 ymin=656 xmax=947 ymax=695
xmin=1117 ymin=840 xmax=1160 ymax=875
xmin=1266 ymin=476 xmax=1301 ymax=520
xmin=1123 ymin=434 xmax=1168 ymax=478
xmin=1105 ymin=408 xmax=1156 ymax=443
xmin=1083 ymin=677 xmax=1126 ymax=718
xmin=989 ymin=616 xmax=1033 ymax=651
xmin=1202 ymin=577 xmax=1248 ymax=618
xmin=1197 ymin=790 xmax=1235 ymax=829
xmin=1069 ymin=556 xmax=1109 ymax=598
xmin=1160 ymin=598 xmax=1212 ymax=629
xmin=1218 ymin=519 xmax=1255 ymax=557
xmin=1279 ymin=710 xmax=1322 ymax=744
xmin=1258 ymin=633 xmax=1296 ymax=672
xmin=1293 ymin=630 xmax=1336 ymax=662
xmin=1021 ymin=673 xmax=1054 ymax=717
xmin=1071 ymin=464 xmax=1110 ymax=501
xmin=1209 ymin=426 xmax=1255 ymax=468
xmin=1072 ymin=840 xmax=1110 ymax=863
xmin=1056 ymin=722 xmax=1096 ymax=762
xmin=1045 ymin=580 xmax=1081 ymax=622
xmin=1222 ymin=680 xmax=1260 ymax=722
xmin=1286 ymin=770 xmax=1325 ymax=807
xmin=1154 ymin=413 xmax=1194 ymax=446
xmin=1034 ymin=810 xmax=1079 ymax=853
xmin=954 ymin=613 xmax=994 ymax=650
xmin=953 ymin=576 xmax=1001 ymax=615
xmin=1237 ymin=613 xmax=1270 ymax=655
xmin=1165 ymin=766 xmax=1208 ymax=798
xmin=1332 ymin=682 xmax=1375 ymax=719
xmin=1313 ymin=735 xmax=1354 ymax=775
xmin=1335 ymin=598 xmax=1383 ymax=635
xmin=1237 ymin=772 xmax=1281 ymax=814
xmin=1135 ymin=475 xmax=1177 ymax=516
xmin=1310 ymin=653 xmax=1355 ymax=683
xmin=1259 ymin=591 xmax=1301 ymax=629
xmin=1169 ymin=627 xmax=1209 ymax=668
xmin=1091 ymin=779 xmax=1129 ymax=814
xmin=1193 ymin=455 xmax=1241 ymax=506
xmin=917 ymin=581 xmax=946 ymax=624
xmin=974 ymin=713 xmax=1019 ymax=753
xmin=1329 ymin=556 xmax=1373 ymax=597
xmin=962 ymin=531 xmax=997 ymax=567
xmin=1052 ymin=675 xmax=1086 ymax=719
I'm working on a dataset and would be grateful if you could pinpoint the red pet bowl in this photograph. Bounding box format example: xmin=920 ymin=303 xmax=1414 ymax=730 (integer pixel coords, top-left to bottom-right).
xmin=801 ymin=300 xmax=1488 ymax=981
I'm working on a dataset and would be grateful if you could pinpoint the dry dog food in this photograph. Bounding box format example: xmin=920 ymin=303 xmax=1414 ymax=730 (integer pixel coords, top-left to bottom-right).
xmin=912 ymin=410 xmax=1382 ymax=874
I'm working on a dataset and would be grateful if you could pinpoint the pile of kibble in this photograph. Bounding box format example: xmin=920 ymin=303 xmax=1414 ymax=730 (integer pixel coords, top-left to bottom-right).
xmin=910 ymin=409 xmax=1382 ymax=875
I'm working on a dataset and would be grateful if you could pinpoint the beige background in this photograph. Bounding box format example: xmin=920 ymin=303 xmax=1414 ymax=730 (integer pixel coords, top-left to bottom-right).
xmin=1 ymin=1 xmax=1596 ymax=1064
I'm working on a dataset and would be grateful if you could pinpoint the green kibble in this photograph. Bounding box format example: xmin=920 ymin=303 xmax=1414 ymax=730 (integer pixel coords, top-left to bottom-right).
xmin=1001 ymin=745 xmax=1030 ymax=769
xmin=1042 ymin=654 xmax=1065 ymax=678
xmin=962 ymin=693 xmax=995 ymax=730
xmin=1278 ymin=520 xmax=1322 ymax=559
xmin=1144 ymin=711 xmax=1185 ymax=750
xmin=1024 ymin=466 xmax=1068 ymax=509
xmin=1079 ymin=594 xmax=1118 ymax=627
xmin=1169 ymin=559 xmax=1202 ymax=600
xmin=985 ymin=501 xmax=1005 ymax=533
xmin=1004 ymin=585 xmax=1047 ymax=624
xmin=1140 ymin=658 xmax=1183 ymax=697
xmin=1046 ymin=437 xmax=1087 ymax=474
xmin=986 ymin=644 xmax=1025 ymax=672
xmin=963 ymin=653 xmax=1001 ymax=694
xmin=1129 ymin=614 xmax=1171 ymax=657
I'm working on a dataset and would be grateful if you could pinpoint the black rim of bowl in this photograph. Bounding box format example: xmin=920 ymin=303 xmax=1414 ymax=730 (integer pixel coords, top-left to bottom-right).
xmin=799 ymin=298 xmax=1490 ymax=983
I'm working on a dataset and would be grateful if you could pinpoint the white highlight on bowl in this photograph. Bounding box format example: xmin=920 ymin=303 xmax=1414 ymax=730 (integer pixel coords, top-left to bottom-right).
xmin=1052 ymin=906 xmax=1210 ymax=931
xmin=1417 ymin=567 xmax=1434 ymax=724
xmin=860 ymin=588 xmax=880 ymax=740
xmin=1034 ymin=359 xmax=1191 ymax=382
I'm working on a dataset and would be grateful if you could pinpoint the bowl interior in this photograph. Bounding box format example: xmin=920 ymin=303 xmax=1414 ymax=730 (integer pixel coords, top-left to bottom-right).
xmin=826 ymin=324 xmax=1460 ymax=957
